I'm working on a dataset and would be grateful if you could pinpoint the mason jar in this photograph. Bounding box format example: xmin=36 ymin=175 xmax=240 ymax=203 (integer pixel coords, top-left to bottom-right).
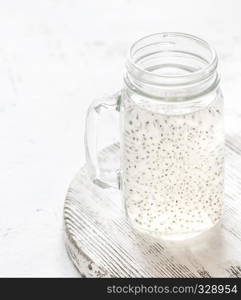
xmin=85 ymin=33 xmax=224 ymax=240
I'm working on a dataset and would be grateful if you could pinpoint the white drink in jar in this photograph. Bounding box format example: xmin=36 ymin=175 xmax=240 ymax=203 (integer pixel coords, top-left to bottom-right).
xmin=121 ymin=94 xmax=224 ymax=240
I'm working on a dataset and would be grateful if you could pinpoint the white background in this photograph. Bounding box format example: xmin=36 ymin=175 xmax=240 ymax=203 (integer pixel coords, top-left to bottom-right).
xmin=0 ymin=0 xmax=241 ymax=277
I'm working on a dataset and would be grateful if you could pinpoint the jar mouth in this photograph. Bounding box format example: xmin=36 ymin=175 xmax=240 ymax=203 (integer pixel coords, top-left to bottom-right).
xmin=126 ymin=32 xmax=218 ymax=91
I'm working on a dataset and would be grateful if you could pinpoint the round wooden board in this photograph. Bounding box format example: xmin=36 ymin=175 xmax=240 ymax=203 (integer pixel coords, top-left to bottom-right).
xmin=64 ymin=143 xmax=241 ymax=278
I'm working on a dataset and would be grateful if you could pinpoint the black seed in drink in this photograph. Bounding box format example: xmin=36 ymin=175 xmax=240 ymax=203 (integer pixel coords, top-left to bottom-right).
xmin=121 ymin=96 xmax=223 ymax=239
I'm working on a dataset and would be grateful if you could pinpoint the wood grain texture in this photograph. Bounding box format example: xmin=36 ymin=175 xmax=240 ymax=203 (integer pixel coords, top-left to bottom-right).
xmin=64 ymin=136 xmax=241 ymax=278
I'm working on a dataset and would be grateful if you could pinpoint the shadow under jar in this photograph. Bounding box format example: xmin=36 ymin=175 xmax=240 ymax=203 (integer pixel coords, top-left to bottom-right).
xmin=85 ymin=33 xmax=224 ymax=240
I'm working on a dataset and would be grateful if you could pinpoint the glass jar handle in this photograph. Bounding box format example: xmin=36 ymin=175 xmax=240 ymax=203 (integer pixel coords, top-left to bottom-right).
xmin=85 ymin=92 xmax=121 ymax=189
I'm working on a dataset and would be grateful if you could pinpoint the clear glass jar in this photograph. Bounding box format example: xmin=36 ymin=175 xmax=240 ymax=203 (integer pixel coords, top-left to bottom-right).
xmin=85 ymin=33 xmax=224 ymax=240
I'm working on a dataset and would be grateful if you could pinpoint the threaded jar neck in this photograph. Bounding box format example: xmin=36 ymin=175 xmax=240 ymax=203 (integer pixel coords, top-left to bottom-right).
xmin=125 ymin=32 xmax=220 ymax=101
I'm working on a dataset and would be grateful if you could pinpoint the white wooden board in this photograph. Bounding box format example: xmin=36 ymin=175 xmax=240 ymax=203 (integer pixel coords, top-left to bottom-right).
xmin=64 ymin=137 xmax=241 ymax=278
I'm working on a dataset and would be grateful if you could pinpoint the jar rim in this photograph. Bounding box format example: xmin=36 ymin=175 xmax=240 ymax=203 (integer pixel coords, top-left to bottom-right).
xmin=127 ymin=32 xmax=218 ymax=87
